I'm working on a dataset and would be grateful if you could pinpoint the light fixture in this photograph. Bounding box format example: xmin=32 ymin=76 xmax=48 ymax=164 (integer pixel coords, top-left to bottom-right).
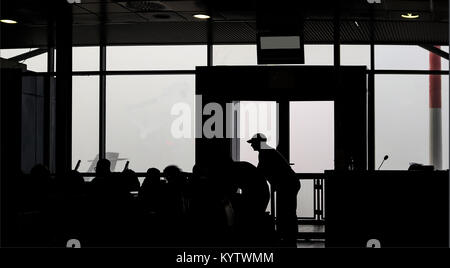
xmin=0 ymin=19 xmax=18 ymax=24
xmin=401 ymin=13 xmax=420 ymax=19
xmin=193 ymin=14 xmax=210 ymax=20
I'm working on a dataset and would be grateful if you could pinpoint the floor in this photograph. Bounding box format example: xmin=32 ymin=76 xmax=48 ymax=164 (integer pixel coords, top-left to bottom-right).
xmin=297 ymin=241 xmax=325 ymax=248
xmin=297 ymin=224 xmax=325 ymax=248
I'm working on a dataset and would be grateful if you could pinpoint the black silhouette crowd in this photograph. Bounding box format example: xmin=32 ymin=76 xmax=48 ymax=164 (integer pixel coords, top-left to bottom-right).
xmin=5 ymin=134 xmax=300 ymax=248
xmin=5 ymin=160 xmax=288 ymax=248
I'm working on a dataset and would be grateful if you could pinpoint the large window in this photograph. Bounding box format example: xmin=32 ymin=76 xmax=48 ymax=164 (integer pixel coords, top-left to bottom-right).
xmin=72 ymin=76 xmax=99 ymax=172
xmin=70 ymin=45 xmax=204 ymax=174
xmin=375 ymin=74 xmax=449 ymax=170
xmin=10 ymin=44 xmax=446 ymax=173
xmin=374 ymin=45 xmax=449 ymax=170
xmin=107 ymin=45 xmax=207 ymax=71
xmin=106 ymin=75 xmax=196 ymax=172
xmin=304 ymin=45 xmax=333 ymax=65
xmin=213 ymin=45 xmax=258 ymax=66
xmin=71 ymin=47 xmax=100 ymax=173
xmin=376 ymin=45 xmax=449 ymax=71
xmin=290 ymin=101 xmax=335 ymax=218
xmin=73 ymin=47 xmax=99 ymax=71
xmin=341 ymin=45 xmax=371 ymax=68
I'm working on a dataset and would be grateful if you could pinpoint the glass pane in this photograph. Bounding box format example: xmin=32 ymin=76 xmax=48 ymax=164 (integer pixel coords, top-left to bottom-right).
xmin=341 ymin=45 xmax=371 ymax=69
xmin=0 ymin=48 xmax=47 ymax=72
xmin=290 ymin=102 xmax=335 ymax=173
xmin=375 ymin=75 xmax=449 ymax=170
xmin=290 ymin=101 xmax=335 ymax=218
xmin=72 ymin=76 xmax=99 ymax=173
xmin=213 ymin=45 xmax=257 ymax=66
xmin=106 ymin=75 xmax=195 ymax=173
xmin=107 ymin=45 xmax=207 ymax=71
xmin=73 ymin=46 xmax=99 ymax=71
xmin=375 ymin=45 xmax=449 ymax=70
xmin=304 ymin=45 xmax=333 ymax=65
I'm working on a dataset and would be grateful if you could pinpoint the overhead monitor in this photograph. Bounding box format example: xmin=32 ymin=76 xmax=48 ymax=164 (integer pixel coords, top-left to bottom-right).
xmin=257 ymin=35 xmax=305 ymax=64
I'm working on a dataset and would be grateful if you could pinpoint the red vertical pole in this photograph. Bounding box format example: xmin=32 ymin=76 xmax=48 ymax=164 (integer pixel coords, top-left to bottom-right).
xmin=429 ymin=46 xmax=442 ymax=169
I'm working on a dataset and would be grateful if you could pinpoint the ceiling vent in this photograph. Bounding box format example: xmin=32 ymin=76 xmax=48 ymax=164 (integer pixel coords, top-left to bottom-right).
xmin=118 ymin=1 xmax=172 ymax=12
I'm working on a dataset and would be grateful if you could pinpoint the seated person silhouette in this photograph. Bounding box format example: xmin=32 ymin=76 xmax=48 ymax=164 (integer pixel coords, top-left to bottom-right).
xmin=88 ymin=159 xmax=134 ymax=246
xmin=139 ymin=168 xmax=163 ymax=214
xmin=121 ymin=169 xmax=141 ymax=193
xmin=248 ymin=133 xmax=301 ymax=247
xmin=91 ymin=159 xmax=112 ymax=187
xmin=162 ymin=166 xmax=187 ymax=217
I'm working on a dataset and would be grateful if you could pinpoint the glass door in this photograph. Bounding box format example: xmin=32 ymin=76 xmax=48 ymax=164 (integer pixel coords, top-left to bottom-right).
xmin=290 ymin=101 xmax=335 ymax=219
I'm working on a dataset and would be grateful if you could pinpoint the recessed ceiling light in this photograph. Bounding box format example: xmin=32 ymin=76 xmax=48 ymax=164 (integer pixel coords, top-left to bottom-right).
xmin=401 ymin=13 xmax=420 ymax=19
xmin=0 ymin=19 xmax=18 ymax=24
xmin=193 ymin=14 xmax=210 ymax=20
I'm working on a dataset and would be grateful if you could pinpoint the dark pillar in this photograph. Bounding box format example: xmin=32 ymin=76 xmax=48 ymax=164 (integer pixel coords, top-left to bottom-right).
xmin=0 ymin=69 xmax=23 ymax=246
xmin=277 ymin=100 xmax=290 ymax=161
xmin=55 ymin=2 xmax=73 ymax=174
xmin=99 ymin=1 xmax=107 ymax=160
xmin=368 ymin=7 xmax=376 ymax=171
xmin=207 ymin=4 xmax=213 ymax=67
xmin=44 ymin=20 xmax=55 ymax=172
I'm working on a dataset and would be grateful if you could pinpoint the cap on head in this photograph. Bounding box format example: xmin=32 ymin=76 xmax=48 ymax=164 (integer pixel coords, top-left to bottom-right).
xmin=247 ymin=133 xmax=268 ymax=144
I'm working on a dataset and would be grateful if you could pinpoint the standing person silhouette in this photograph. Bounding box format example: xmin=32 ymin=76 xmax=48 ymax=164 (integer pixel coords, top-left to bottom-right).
xmin=248 ymin=133 xmax=300 ymax=247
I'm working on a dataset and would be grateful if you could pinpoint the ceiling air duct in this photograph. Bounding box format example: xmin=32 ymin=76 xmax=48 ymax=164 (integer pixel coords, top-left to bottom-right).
xmin=116 ymin=1 xmax=172 ymax=12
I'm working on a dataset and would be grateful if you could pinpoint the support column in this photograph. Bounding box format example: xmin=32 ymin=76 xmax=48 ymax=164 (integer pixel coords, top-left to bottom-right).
xmin=99 ymin=0 xmax=107 ymax=160
xmin=55 ymin=2 xmax=73 ymax=174
xmin=44 ymin=20 xmax=55 ymax=172
xmin=368 ymin=6 xmax=376 ymax=171
xmin=429 ymin=47 xmax=442 ymax=170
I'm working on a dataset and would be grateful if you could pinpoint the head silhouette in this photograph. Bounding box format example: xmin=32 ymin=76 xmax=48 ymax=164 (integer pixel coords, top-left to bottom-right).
xmin=164 ymin=165 xmax=184 ymax=186
xmin=96 ymin=159 xmax=111 ymax=176
xmin=122 ymin=169 xmax=140 ymax=192
xmin=247 ymin=133 xmax=268 ymax=151
xmin=140 ymin=168 xmax=162 ymax=197
xmin=146 ymin=168 xmax=161 ymax=184
xmin=30 ymin=164 xmax=51 ymax=179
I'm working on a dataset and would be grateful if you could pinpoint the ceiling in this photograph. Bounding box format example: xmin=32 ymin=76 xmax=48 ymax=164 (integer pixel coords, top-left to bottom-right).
xmin=1 ymin=0 xmax=449 ymax=48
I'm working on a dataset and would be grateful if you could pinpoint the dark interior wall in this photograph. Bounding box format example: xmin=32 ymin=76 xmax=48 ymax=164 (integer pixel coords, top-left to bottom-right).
xmin=21 ymin=76 xmax=45 ymax=173
xmin=1 ymin=69 xmax=22 ymax=246
xmin=195 ymin=66 xmax=367 ymax=170
xmin=0 ymin=69 xmax=23 ymax=175
xmin=0 ymin=71 xmax=55 ymax=174
xmin=1 ymin=70 xmax=56 ymax=246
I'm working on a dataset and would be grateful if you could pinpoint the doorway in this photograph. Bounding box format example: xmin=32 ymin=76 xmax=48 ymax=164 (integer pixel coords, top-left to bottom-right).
xmin=231 ymin=100 xmax=335 ymax=219
xmin=196 ymin=65 xmax=367 ymax=235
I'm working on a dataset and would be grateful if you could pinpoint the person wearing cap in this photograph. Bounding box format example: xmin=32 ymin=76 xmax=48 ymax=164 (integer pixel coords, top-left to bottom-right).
xmin=247 ymin=133 xmax=301 ymax=247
